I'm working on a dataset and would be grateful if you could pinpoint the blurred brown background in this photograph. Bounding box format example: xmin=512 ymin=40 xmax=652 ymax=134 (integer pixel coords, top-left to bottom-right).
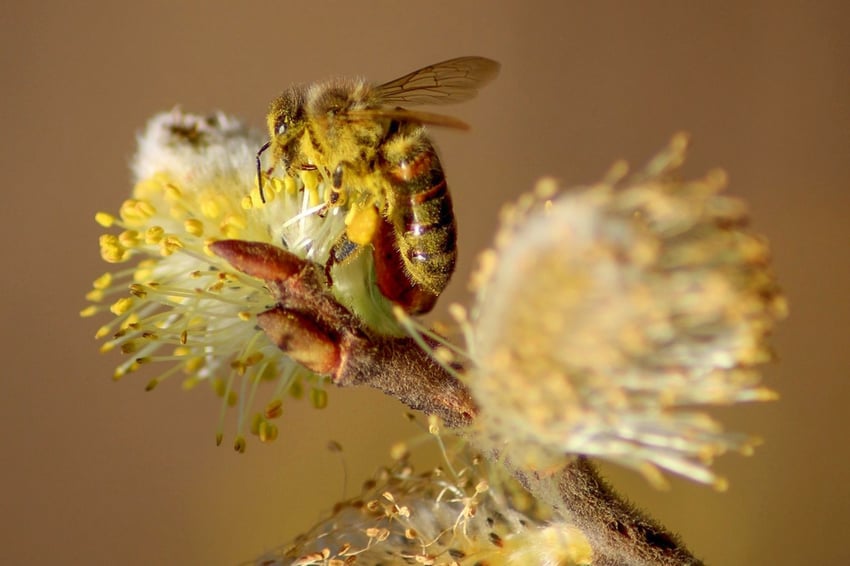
xmin=2 ymin=2 xmax=847 ymax=564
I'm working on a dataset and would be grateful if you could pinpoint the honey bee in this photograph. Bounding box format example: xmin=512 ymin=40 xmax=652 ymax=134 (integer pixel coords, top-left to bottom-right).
xmin=257 ymin=56 xmax=500 ymax=314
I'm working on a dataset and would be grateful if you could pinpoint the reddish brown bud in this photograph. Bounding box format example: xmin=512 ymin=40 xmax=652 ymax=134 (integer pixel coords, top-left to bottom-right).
xmin=257 ymin=306 xmax=340 ymax=374
xmin=210 ymin=240 xmax=306 ymax=281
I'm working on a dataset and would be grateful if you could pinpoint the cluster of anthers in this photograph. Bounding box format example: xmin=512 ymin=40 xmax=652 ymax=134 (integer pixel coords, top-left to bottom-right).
xmin=463 ymin=134 xmax=788 ymax=488
xmin=82 ymin=109 xmax=399 ymax=450
xmin=259 ymin=417 xmax=592 ymax=566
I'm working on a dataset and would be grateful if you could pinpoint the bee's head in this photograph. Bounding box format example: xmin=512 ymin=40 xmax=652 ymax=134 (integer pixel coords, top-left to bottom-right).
xmin=256 ymin=86 xmax=307 ymax=203
xmin=267 ymin=85 xmax=307 ymax=156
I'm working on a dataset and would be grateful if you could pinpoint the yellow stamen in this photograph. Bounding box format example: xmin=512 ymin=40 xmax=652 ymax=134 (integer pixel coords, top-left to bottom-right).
xmin=200 ymin=195 xmax=222 ymax=219
xmin=95 ymin=212 xmax=116 ymax=227
xmin=84 ymin=289 xmax=104 ymax=302
xmin=184 ymin=218 xmax=204 ymax=237
xmin=99 ymin=234 xmax=128 ymax=263
xmin=310 ymin=387 xmax=328 ymax=409
xmin=118 ymin=230 xmax=141 ymax=248
xmin=109 ymin=297 xmax=134 ymax=315
xmin=144 ymin=226 xmax=165 ymax=244
xmin=93 ymin=272 xmax=113 ymax=289
xmin=80 ymin=305 xmax=99 ymax=318
xmin=160 ymin=235 xmax=183 ymax=256
xmin=265 ymin=399 xmax=283 ymax=419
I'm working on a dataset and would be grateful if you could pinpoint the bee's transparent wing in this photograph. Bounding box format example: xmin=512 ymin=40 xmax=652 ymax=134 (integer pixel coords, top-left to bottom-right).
xmin=346 ymin=108 xmax=470 ymax=130
xmin=375 ymin=56 xmax=500 ymax=106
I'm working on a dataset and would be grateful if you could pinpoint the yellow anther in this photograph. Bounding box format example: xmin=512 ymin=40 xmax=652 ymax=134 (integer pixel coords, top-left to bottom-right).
xmin=128 ymin=284 xmax=147 ymax=298
xmin=173 ymin=345 xmax=191 ymax=357
xmin=133 ymin=175 xmax=167 ymax=198
xmin=200 ymin=196 xmax=222 ymax=219
xmin=163 ymin=182 xmax=182 ymax=199
xmin=265 ymin=399 xmax=283 ymax=419
xmin=118 ymin=200 xmax=138 ymax=222
xmin=167 ymin=203 xmax=188 ymax=222
xmin=288 ymin=380 xmax=304 ymax=399
xmin=259 ymin=421 xmax=278 ymax=442
xmin=79 ymin=305 xmax=99 ymax=318
xmin=137 ymin=200 xmax=156 ymax=217
xmin=160 ymin=235 xmax=183 ymax=256
xmin=220 ymin=215 xmax=247 ymax=239
xmin=121 ymin=199 xmax=156 ymax=223
xmin=390 ymin=442 xmax=409 ymax=460
xmin=145 ymin=226 xmax=165 ymax=244
xmin=93 ymin=272 xmax=113 ymax=289
xmin=250 ymin=413 xmax=263 ymax=435
xmin=181 ymin=375 xmax=201 ymax=390
xmin=223 ymin=213 xmax=247 ymax=231
xmin=133 ymin=260 xmax=156 ymax=282
xmin=85 ymin=289 xmax=104 ymax=302
xmin=365 ymin=500 xmax=381 ymax=513
xmin=184 ymin=218 xmax=204 ymax=237
xmin=244 ymin=352 xmax=264 ymax=366
xmin=220 ymin=224 xmax=239 ymax=239
xmin=118 ymin=230 xmax=141 ymax=248
xmin=310 ymin=387 xmax=328 ymax=409
xmin=95 ymin=212 xmax=116 ymax=227
xmin=427 ymin=414 xmax=440 ymax=435
xmin=109 ymin=297 xmax=134 ymax=315
xmin=120 ymin=341 xmax=139 ymax=354
xmin=99 ymin=234 xmax=127 ymax=263
xmin=256 ymin=363 xmax=276 ymax=381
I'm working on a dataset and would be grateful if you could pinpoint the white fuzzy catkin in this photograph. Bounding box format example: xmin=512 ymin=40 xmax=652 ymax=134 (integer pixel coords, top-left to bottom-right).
xmin=259 ymin=450 xmax=593 ymax=565
xmin=468 ymin=135 xmax=787 ymax=487
xmin=85 ymin=109 xmax=398 ymax=449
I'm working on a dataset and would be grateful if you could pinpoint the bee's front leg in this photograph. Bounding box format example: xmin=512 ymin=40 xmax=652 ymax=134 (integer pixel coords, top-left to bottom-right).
xmin=328 ymin=162 xmax=352 ymax=208
xmin=324 ymin=231 xmax=362 ymax=286
xmin=331 ymin=163 xmax=344 ymax=197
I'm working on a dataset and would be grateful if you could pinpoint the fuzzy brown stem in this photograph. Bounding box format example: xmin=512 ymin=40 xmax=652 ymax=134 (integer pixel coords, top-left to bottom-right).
xmin=509 ymin=458 xmax=702 ymax=565
xmin=336 ymin=333 xmax=476 ymax=428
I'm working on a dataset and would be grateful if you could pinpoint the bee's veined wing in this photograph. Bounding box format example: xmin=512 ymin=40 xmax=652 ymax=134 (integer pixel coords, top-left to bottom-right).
xmin=375 ymin=56 xmax=500 ymax=106
xmin=345 ymin=108 xmax=470 ymax=130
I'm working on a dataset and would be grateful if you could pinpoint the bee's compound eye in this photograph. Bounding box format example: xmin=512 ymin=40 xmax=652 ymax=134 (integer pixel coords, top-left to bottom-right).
xmin=277 ymin=123 xmax=287 ymax=136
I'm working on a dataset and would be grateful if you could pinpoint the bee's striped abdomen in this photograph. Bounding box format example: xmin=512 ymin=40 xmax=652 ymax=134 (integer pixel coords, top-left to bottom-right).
xmin=383 ymin=132 xmax=458 ymax=302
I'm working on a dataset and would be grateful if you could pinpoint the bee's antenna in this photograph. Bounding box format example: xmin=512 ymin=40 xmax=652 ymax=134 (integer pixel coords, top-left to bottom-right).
xmin=256 ymin=141 xmax=272 ymax=204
